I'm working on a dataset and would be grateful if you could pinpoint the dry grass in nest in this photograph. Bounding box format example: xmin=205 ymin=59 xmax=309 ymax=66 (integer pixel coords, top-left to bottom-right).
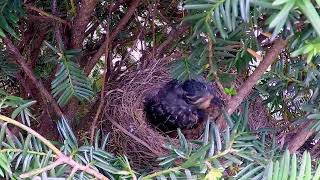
xmin=98 ymin=60 xmax=274 ymax=170
xmin=100 ymin=61 xmax=174 ymax=169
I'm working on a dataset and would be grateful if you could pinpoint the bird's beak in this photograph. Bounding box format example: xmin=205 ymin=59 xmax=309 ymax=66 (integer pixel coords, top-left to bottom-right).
xmin=193 ymin=95 xmax=214 ymax=109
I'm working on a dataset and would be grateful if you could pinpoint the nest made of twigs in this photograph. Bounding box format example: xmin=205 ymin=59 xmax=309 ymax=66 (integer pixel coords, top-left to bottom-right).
xmin=100 ymin=61 xmax=174 ymax=169
xmin=99 ymin=59 xmax=274 ymax=170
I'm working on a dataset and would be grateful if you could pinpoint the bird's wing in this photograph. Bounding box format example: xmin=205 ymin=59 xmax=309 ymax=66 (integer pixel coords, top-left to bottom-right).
xmin=160 ymin=97 xmax=202 ymax=129
xmin=144 ymin=80 xmax=209 ymax=129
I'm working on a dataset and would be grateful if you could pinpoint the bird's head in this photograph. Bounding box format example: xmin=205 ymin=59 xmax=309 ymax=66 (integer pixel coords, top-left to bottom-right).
xmin=183 ymin=79 xmax=223 ymax=110
xmin=190 ymin=93 xmax=214 ymax=109
xmin=188 ymin=93 xmax=223 ymax=110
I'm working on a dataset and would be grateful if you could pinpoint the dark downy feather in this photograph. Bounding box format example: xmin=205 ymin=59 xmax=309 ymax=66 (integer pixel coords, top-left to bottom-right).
xmin=144 ymin=79 xmax=222 ymax=131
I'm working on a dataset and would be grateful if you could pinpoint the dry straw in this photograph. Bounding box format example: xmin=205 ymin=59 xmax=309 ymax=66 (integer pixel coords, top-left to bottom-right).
xmin=98 ymin=57 xmax=273 ymax=170
xmin=100 ymin=60 xmax=173 ymax=169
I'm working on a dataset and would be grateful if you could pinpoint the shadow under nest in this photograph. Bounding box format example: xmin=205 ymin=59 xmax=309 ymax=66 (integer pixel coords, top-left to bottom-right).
xmin=98 ymin=60 xmax=274 ymax=170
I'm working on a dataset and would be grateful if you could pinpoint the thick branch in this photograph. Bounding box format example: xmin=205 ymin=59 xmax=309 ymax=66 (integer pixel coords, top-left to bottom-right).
xmin=84 ymin=0 xmax=130 ymax=37
xmin=287 ymin=120 xmax=315 ymax=152
xmin=3 ymin=37 xmax=64 ymax=118
xmin=141 ymin=24 xmax=189 ymax=67
xmin=71 ymin=0 xmax=97 ymax=48
xmin=84 ymin=0 xmax=141 ymax=75
xmin=227 ymin=40 xmax=287 ymax=114
xmin=216 ymin=39 xmax=287 ymax=128
xmin=29 ymin=27 xmax=48 ymax=67
xmin=152 ymin=25 xmax=189 ymax=59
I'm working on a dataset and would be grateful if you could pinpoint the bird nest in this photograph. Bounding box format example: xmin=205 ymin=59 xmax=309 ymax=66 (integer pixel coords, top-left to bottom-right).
xmin=99 ymin=60 xmax=273 ymax=170
xmin=100 ymin=61 xmax=175 ymax=169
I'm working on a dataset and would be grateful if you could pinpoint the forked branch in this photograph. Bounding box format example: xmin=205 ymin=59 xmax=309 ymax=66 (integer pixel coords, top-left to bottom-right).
xmin=0 ymin=115 xmax=108 ymax=180
xmin=84 ymin=0 xmax=142 ymax=75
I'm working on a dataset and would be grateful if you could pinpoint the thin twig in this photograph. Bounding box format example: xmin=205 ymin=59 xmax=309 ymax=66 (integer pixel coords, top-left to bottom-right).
xmin=142 ymin=24 xmax=189 ymax=67
xmin=20 ymin=154 xmax=108 ymax=179
xmin=90 ymin=13 xmax=111 ymax=145
xmin=142 ymin=147 xmax=233 ymax=179
xmin=0 ymin=115 xmax=108 ymax=179
xmin=83 ymin=0 xmax=130 ymax=38
xmin=207 ymin=34 xmax=229 ymax=101
xmin=112 ymin=30 xmax=143 ymax=76
xmin=0 ymin=115 xmax=61 ymax=155
xmin=24 ymin=4 xmax=70 ymax=27
xmin=52 ymin=0 xmax=64 ymax=51
xmin=151 ymin=3 xmax=156 ymax=60
xmin=247 ymin=48 xmax=262 ymax=61
xmin=20 ymin=158 xmax=64 ymax=178
xmin=156 ymin=9 xmax=170 ymax=24
xmin=84 ymin=0 xmax=142 ymax=75
xmin=69 ymin=166 xmax=79 ymax=179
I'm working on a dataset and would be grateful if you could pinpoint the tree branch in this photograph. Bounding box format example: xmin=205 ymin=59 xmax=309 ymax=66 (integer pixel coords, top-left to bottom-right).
xmin=109 ymin=0 xmax=130 ymax=12
xmin=84 ymin=21 xmax=100 ymax=37
xmin=3 ymin=37 xmax=64 ymax=118
xmin=151 ymin=24 xmax=189 ymax=59
xmin=84 ymin=0 xmax=142 ymax=75
xmin=216 ymin=39 xmax=287 ymax=129
xmin=207 ymin=33 xmax=229 ymax=101
xmin=84 ymin=0 xmax=130 ymax=37
xmin=52 ymin=0 xmax=64 ymax=51
xmin=0 ymin=115 xmax=107 ymax=180
xmin=287 ymin=120 xmax=315 ymax=152
xmin=24 ymin=4 xmax=70 ymax=27
xmin=28 ymin=26 xmax=48 ymax=67
xmin=90 ymin=15 xmax=111 ymax=144
xmin=141 ymin=24 xmax=189 ymax=67
xmin=70 ymin=0 xmax=97 ymax=49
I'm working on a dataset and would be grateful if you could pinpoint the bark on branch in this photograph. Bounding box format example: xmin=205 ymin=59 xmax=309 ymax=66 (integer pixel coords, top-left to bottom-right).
xmin=84 ymin=0 xmax=141 ymax=75
xmin=287 ymin=120 xmax=315 ymax=152
xmin=3 ymin=37 xmax=64 ymax=118
xmin=217 ymin=39 xmax=287 ymax=128
xmin=141 ymin=24 xmax=189 ymax=67
xmin=84 ymin=0 xmax=130 ymax=37
xmin=71 ymin=0 xmax=98 ymax=49
xmin=24 ymin=4 xmax=70 ymax=27
xmin=0 ymin=115 xmax=107 ymax=179
xmin=151 ymin=25 xmax=189 ymax=59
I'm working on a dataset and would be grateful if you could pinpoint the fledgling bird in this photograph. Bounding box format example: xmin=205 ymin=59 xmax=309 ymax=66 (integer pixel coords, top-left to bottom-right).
xmin=144 ymin=78 xmax=223 ymax=131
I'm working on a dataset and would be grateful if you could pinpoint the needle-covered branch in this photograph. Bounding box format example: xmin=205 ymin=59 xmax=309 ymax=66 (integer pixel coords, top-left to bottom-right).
xmin=3 ymin=37 xmax=64 ymax=118
xmin=0 ymin=115 xmax=108 ymax=179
